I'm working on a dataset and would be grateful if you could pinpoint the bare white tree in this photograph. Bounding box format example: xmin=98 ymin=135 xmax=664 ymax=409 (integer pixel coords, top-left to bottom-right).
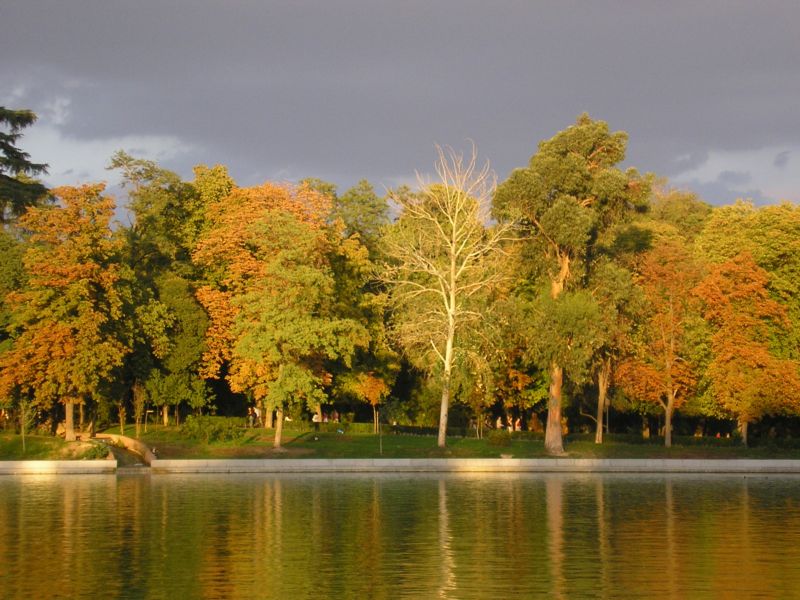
xmin=382 ymin=144 xmax=513 ymax=447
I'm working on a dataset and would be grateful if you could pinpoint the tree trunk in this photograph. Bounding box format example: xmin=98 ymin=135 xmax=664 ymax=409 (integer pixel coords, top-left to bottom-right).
xmin=162 ymin=405 xmax=169 ymax=426
xmin=20 ymin=403 xmax=27 ymax=454
xmin=274 ymin=408 xmax=284 ymax=449
xmin=595 ymin=359 xmax=610 ymax=444
xmin=79 ymin=401 xmax=85 ymax=433
xmin=545 ymin=362 xmax=565 ymax=454
xmin=642 ymin=415 xmax=650 ymax=439
xmin=664 ymin=393 xmax=674 ymax=448
xmin=437 ymin=318 xmax=456 ymax=448
xmin=739 ymin=419 xmax=749 ymax=447
xmin=550 ymin=254 xmax=570 ymax=299
xmin=118 ymin=403 xmax=126 ymax=436
xmin=372 ymin=405 xmax=378 ymax=434
xmin=174 ymin=404 xmax=180 ymax=426
xmin=64 ymin=399 xmax=76 ymax=441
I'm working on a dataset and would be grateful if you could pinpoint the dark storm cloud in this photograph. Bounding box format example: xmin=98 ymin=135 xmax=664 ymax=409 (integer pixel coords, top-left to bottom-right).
xmin=1 ymin=0 xmax=799 ymax=200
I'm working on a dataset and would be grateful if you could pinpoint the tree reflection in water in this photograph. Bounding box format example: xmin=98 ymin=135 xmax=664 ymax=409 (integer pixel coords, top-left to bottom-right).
xmin=1 ymin=473 xmax=800 ymax=598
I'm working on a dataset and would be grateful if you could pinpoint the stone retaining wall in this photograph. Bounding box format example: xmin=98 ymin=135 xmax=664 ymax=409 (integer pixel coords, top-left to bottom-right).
xmin=150 ymin=458 xmax=800 ymax=474
xmin=0 ymin=460 xmax=117 ymax=475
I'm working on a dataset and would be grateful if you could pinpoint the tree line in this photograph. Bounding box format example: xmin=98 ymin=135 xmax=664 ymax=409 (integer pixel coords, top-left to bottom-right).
xmin=1 ymin=108 xmax=799 ymax=452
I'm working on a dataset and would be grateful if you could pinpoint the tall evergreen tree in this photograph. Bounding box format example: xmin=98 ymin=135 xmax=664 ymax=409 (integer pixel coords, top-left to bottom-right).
xmin=0 ymin=107 xmax=48 ymax=223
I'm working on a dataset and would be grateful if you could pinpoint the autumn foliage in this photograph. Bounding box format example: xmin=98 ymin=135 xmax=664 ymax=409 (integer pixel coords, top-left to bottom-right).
xmin=694 ymin=253 xmax=800 ymax=443
xmin=0 ymin=185 xmax=129 ymax=440
xmin=616 ymin=240 xmax=701 ymax=446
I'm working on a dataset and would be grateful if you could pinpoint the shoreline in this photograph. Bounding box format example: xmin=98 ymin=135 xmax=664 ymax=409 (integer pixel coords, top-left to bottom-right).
xmin=5 ymin=457 xmax=800 ymax=475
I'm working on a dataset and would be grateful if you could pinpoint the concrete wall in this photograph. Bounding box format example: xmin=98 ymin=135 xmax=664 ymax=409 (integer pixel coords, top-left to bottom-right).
xmin=150 ymin=458 xmax=800 ymax=474
xmin=0 ymin=460 xmax=117 ymax=475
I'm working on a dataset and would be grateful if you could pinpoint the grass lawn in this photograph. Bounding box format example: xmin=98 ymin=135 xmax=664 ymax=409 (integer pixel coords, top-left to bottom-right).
xmin=108 ymin=426 xmax=800 ymax=460
xmin=5 ymin=426 xmax=800 ymax=460
xmin=0 ymin=433 xmax=108 ymax=460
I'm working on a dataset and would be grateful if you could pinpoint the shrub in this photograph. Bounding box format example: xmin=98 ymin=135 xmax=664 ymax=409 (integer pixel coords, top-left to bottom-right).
xmin=181 ymin=416 xmax=245 ymax=443
xmin=81 ymin=442 xmax=111 ymax=460
xmin=487 ymin=429 xmax=512 ymax=447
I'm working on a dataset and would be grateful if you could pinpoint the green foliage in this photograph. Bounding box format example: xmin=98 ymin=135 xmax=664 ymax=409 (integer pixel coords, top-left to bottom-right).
xmin=487 ymin=428 xmax=512 ymax=446
xmin=0 ymin=107 xmax=49 ymax=222
xmin=522 ymin=289 xmax=603 ymax=383
xmin=333 ymin=179 xmax=389 ymax=254
xmin=81 ymin=442 xmax=111 ymax=460
xmin=181 ymin=415 xmax=245 ymax=443
xmin=0 ymin=229 xmax=25 ymax=350
xmin=649 ymin=187 xmax=712 ymax=242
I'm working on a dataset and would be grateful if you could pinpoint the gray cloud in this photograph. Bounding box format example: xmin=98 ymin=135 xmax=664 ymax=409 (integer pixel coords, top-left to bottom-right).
xmin=2 ymin=1 xmax=799 ymax=201
xmin=717 ymin=170 xmax=751 ymax=186
xmin=774 ymin=150 xmax=791 ymax=169
xmin=677 ymin=179 xmax=771 ymax=206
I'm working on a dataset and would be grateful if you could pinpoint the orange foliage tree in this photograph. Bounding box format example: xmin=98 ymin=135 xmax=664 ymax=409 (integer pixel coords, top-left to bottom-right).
xmin=694 ymin=252 xmax=800 ymax=445
xmin=0 ymin=185 xmax=129 ymax=440
xmin=193 ymin=182 xmax=367 ymax=447
xmin=616 ymin=240 xmax=702 ymax=447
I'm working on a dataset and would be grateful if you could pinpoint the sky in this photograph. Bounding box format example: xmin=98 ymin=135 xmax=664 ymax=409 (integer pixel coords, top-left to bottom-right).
xmin=2 ymin=1 xmax=799 ymax=205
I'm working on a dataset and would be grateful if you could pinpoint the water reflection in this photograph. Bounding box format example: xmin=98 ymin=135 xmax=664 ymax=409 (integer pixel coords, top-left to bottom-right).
xmin=1 ymin=473 xmax=800 ymax=598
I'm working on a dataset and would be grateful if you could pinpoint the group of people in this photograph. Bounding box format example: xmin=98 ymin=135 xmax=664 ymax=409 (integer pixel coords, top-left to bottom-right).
xmin=246 ymin=406 xmax=342 ymax=429
xmin=246 ymin=405 xmax=262 ymax=428
xmin=495 ymin=415 xmax=524 ymax=431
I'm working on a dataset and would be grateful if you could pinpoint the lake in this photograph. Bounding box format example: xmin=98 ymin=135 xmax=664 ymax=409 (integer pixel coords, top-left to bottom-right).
xmin=1 ymin=472 xmax=799 ymax=598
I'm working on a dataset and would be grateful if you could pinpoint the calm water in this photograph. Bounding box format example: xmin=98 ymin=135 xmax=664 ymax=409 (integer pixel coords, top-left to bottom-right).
xmin=2 ymin=473 xmax=800 ymax=599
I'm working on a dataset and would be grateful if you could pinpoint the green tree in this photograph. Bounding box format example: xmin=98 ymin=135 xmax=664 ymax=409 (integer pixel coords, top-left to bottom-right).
xmin=194 ymin=182 xmax=367 ymax=448
xmin=334 ymin=179 xmax=390 ymax=256
xmin=110 ymin=154 xmax=217 ymax=429
xmin=586 ymin=259 xmax=643 ymax=443
xmin=0 ymin=107 xmax=48 ymax=223
xmin=493 ymin=114 xmax=650 ymax=453
xmin=0 ymin=230 xmax=25 ymax=351
xmin=648 ymin=186 xmax=712 ymax=242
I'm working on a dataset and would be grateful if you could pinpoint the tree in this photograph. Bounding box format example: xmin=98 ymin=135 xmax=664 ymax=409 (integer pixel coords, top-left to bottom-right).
xmin=0 ymin=185 xmax=129 ymax=441
xmin=697 ymin=201 xmax=800 ymax=359
xmin=382 ymin=145 xmax=512 ymax=448
xmin=616 ymin=240 xmax=702 ymax=447
xmin=0 ymin=107 xmax=48 ymax=223
xmin=586 ymin=259 xmax=642 ymax=443
xmin=193 ymin=182 xmax=367 ymax=448
xmin=0 ymin=229 xmax=25 ymax=351
xmin=324 ymin=178 xmax=399 ymax=433
xmin=520 ymin=289 xmax=604 ymax=438
xmin=648 ymin=186 xmax=712 ymax=242
xmin=334 ymin=179 xmax=389 ymax=256
xmin=694 ymin=253 xmax=800 ymax=445
xmin=110 ymin=153 xmax=214 ymax=429
xmin=493 ymin=114 xmax=650 ymax=453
